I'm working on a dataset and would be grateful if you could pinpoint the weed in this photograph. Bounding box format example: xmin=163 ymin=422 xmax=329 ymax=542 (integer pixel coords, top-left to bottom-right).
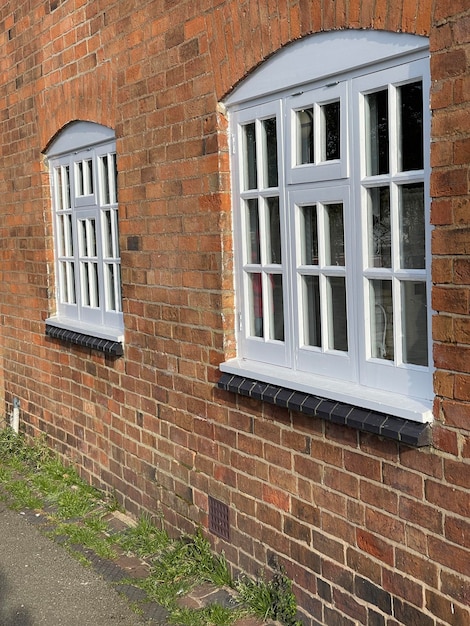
xmin=47 ymin=485 xmax=98 ymax=520
xmin=117 ymin=513 xmax=170 ymax=558
xmin=169 ymin=604 xmax=240 ymax=626
xmin=51 ymin=522 xmax=116 ymax=559
xmin=2 ymin=479 xmax=43 ymax=510
xmin=236 ymin=566 xmax=302 ymax=626
xmin=128 ymin=530 xmax=232 ymax=610
xmin=182 ymin=529 xmax=232 ymax=587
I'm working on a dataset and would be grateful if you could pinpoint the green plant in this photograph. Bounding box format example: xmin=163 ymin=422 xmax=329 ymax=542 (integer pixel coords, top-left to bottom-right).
xmin=51 ymin=522 xmax=116 ymax=560
xmin=183 ymin=530 xmax=232 ymax=587
xmin=47 ymin=485 xmax=98 ymax=520
xmin=2 ymin=479 xmax=43 ymax=510
xmin=117 ymin=512 xmax=170 ymax=557
xmin=235 ymin=565 xmax=301 ymax=626
xmin=128 ymin=529 xmax=232 ymax=610
xmin=169 ymin=603 xmax=240 ymax=626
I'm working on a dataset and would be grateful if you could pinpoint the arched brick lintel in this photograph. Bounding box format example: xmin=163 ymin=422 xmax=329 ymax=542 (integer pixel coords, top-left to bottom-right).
xmin=208 ymin=1 xmax=433 ymax=101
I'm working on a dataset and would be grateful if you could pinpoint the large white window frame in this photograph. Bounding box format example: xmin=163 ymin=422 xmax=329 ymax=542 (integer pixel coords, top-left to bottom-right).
xmin=221 ymin=31 xmax=433 ymax=423
xmin=46 ymin=122 xmax=123 ymax=342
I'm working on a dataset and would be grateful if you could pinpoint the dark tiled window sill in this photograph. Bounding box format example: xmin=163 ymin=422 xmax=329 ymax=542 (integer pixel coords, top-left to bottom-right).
xmin=218 ymin=373 xmax=432 ymax=447
xmin=46 ymin=324 xmax=123 ymax=356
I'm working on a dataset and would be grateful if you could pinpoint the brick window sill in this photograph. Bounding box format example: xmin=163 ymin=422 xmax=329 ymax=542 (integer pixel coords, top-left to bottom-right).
xmin=218 ymin=373 xmax=432 ymax=447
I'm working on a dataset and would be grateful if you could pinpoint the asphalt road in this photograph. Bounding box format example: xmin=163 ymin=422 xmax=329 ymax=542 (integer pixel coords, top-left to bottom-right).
xmin=0 ymin=501 xmax=150 ymax=626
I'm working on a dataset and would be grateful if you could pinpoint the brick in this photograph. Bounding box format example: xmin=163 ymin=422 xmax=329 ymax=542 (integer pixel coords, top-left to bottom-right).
xmin=445 ymin=515 xmax=470 ymax=549
xmin=393 ymin=599 xmax=434 ymax=626
xmin=284 ymin=516 xmax=312 ymax=544
xmin=382 ymin=464 xmax=423 ymax=498
xmin=365 ymin=509 xmax=405 ymax=544
xmin=399 ymin=496 xmax=443 ymax=533
xmin=441 ymin=570 xmax=470 ymax=606
xmin=428 ymin=535 xmax=470 ymax=576
xmin=425 ymin=479 xmax=470 ymax=517
xmin=322 ymin=558 xmax=353 ymax=592
xmin=324 ymin=467 xmax=359 ymax=498
xmin=432 ymin=286 xmax=469 ymax=314
xmin=426 ymin=590 xmax=470 ymax=626
xmin=355 ymin=576 xmax=392 ymax=615
xmin=434 ymin=344 xmax=470 ymax=374
xmin=395 ymin=548 xmax=438 ymax=587
xmin=332 ymin=587 xmax=367 ymax=623
xmin=383 ymin=568 xmax=424 ymax=607
xmin=356 ymin=530 xmax=394 ymax=567
xmin=431 ymin=48 xmax=468 ymax=80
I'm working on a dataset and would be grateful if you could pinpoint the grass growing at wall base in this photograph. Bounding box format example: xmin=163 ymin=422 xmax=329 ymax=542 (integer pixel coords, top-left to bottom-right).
xmin=0 ymin=425 xmax=301 ymax=626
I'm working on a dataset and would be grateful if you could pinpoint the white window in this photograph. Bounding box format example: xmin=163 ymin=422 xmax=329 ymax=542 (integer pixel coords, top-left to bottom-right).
xmin=221 ymin=31 xmax=432 ymax=422
xmin=46 ymin=122 xmax=123 ymax=342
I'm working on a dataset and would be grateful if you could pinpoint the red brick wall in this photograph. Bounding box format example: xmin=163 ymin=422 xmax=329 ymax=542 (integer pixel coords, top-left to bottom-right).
xmin=0 ymin=1 xmax=469 ymax=625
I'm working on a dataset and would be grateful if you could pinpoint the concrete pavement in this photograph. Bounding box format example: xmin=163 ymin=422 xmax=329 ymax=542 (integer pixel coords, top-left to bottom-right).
xmin=0 ymin=501 xmax=153 ymax=626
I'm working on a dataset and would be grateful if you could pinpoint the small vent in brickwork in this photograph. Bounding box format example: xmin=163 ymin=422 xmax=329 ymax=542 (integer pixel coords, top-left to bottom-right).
xmin=208 ymin=496 xmax=230 ymax=541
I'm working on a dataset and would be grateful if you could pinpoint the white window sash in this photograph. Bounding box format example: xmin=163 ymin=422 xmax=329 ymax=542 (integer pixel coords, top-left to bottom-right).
xmin=352 ymin=59 xmax=432 ymax=400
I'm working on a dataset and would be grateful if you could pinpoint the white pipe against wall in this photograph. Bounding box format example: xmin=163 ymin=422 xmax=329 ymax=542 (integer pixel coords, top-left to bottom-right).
xmin=10 ymin=398 xmax=20 ymax=433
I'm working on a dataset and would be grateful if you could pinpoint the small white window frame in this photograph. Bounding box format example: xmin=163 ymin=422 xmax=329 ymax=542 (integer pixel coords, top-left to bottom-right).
xmin=45 ymin=122 xmax=124 ymax=342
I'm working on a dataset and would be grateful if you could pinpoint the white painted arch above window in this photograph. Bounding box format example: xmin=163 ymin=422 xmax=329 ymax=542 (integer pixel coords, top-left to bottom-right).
xmin=46 ymin=121 xmax=115 ymax=158
xmin=225 ymin=30 xmax=429 ymax=107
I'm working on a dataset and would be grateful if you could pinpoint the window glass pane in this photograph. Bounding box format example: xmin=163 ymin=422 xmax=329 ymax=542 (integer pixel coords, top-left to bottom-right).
xmin=101 ymin=155 xmax=110 ymax=205
xmin=301 ymin=205 xmax=318 ymax=265
xmin=322 ymin=101 xmax=340 ymax=161
xmin=267 ymin=197 xmax=281 ymax=264
xmin=103 ymin=210 xmax=113 ymax=258
xmin=90 ymin=219 xmax=97 ymax=257
xmin=327 ymin=277 xmax=348 ymax=351
xmin=399 ymin=81 xmax=423 ymax=171
xmin=304 ymin=276 xmax=321 ymax=347
xmin=56 ymin=167 xmax=63 ymax=210
xmin=68 ymin=262 xmax=76 ymax=304
xmin=79 ymin=220 xmax=86 ymax=255
xmin=243 ymin=123 xmax=257 ymax=190
xmin=63 ymin=166 xmax=71 ymax=208
xmin=59 ymin=262 xmax=67 ymax=302
xmin=85 ymin=159 xmax=94 ymax=195
xmin=248 ymin=273 xmax=263 ymax=337
xmin=106 ymin=264 xmax=116 ymax=311
xmin=370 ymin=280 xmax=394 ymax=360
xmin=247 ymin=199 xmax=260 ymax=263
xmin=269 ymin=274 xmax=284 ymax=341
xmin=325 ymin=203 xmax=344 ymax=266
xmin=296 ymin=108 xmax=314 ymax=165
xmin=112 ymin=153 xmax=118 ymax=203
xmin=82 ymin=262 xmax=99 ymax=308
xmin=400 ymin=183 xmax=425 ymax=269
xmin=76 ymin=161 xmax=84 ymax=196
xmin=402 ymin=281 xmax=428 ymax=366
xmin=82 ymin=262 xmax=90 ymax=306
xmin=65 ymin=214 xmax=73 ymax=256
xmin=60 ymin=261 xmax=76 ymax=305
xmin=365 ymin=90 xmax=389 ymax=175
xmin=262 ymin=118 xmax=278 ymax=188
xmin=91 ymin=262 xmax=99 ymax=307
xmin=368 ymin=187 xmax=391 ymax=268
xmin=57 ymin=215 xmax=65 ymax=256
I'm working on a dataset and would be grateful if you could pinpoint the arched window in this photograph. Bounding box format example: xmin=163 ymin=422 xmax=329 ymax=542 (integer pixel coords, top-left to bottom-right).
xmin=45 ymin=122 xmax=123 ymax=354
xmin=221 ymin=31 xmax=432 ymax=424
